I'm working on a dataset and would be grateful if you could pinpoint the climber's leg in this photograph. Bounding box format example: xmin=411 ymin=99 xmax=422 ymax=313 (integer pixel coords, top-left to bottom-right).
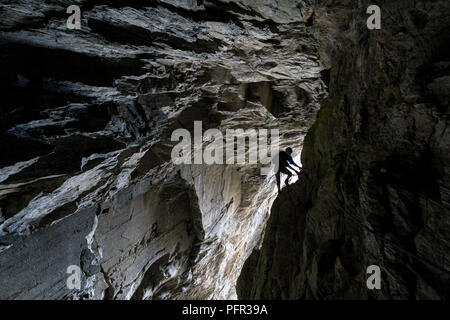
xmin=281 ymin=167 xmax=292 ymax=186
xmin=276 ymin=170 xmax=281 ymax=192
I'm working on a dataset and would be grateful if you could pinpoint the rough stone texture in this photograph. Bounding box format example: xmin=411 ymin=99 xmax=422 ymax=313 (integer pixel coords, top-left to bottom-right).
xmin=0 ymin=0 xmax=324 ymax=299
xmin=3 ymin=0 xmax=447 ymax=301
xmin=0 ymin=206 xmax=97 ymax=299
xmin=238 ymin=0 xmax=450 ymax=300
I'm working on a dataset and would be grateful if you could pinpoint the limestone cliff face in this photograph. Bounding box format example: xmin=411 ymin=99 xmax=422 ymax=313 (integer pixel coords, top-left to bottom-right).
xmin=0 ymin=0 xmax=324 ymax=299
xmin=238 ymin=0 xmax=450 ymax=299
xmin=2 ymin=0 xmax=448 ymax=301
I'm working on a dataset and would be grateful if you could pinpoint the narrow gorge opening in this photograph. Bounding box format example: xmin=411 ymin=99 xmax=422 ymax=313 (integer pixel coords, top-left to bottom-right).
xmin=1 ymin=0 xmax=448 ymax=301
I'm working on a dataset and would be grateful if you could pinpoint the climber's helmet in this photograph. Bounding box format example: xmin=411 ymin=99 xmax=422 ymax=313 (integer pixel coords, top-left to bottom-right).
xmin=285 ymin=147 xmax=293 ymax=155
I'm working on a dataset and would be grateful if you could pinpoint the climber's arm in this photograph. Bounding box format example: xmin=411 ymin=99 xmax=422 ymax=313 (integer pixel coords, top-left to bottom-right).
xmin=288 ymin=158 xmax=302 ymax=171
xmin=293 ymin=162 xmax=302 ymax=170
xmin=286 ymin=164 xmax=300 ymax=175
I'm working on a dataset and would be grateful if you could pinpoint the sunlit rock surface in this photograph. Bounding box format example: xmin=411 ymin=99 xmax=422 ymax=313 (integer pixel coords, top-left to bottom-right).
xmin=4 ymin=0 xmax=447 ymax=301
xmin=0 ymin=0 xmax=324 ymax=299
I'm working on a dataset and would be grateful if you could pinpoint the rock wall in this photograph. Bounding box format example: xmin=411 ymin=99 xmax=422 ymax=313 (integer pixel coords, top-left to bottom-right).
xmin=238 ymin=0 xmax=450 ymax=299
xmin=0 ymin=0 xmax=324 ymax=299
xmin=4 ymin=0 xmax=446 ymax=301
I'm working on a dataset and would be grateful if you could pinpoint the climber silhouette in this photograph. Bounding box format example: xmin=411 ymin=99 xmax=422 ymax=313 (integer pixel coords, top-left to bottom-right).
xmin=276 ymin=147 xmax=301 ymax=192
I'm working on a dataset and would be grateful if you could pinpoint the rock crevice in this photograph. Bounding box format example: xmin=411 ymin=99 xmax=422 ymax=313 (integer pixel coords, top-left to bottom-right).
xmin=237 ymin=0 xmax=450 ymax=300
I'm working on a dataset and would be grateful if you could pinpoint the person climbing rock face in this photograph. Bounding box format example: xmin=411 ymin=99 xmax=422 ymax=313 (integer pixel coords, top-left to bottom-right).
xmin=276 ymin=147 xmax=302 ymax=192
